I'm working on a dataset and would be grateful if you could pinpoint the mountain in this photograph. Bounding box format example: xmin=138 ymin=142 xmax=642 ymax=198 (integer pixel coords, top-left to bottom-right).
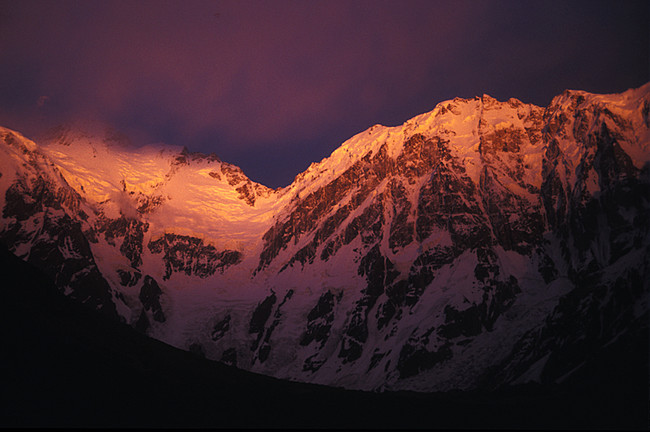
xmin=3 ymin=243 xmax=645 ymax=428
xmin=0 ymin=84 xmax=648 ymax=398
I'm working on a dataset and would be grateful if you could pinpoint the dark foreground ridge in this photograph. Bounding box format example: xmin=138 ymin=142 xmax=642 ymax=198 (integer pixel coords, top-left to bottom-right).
xmin=0 ymin=244 xmax=647 ymax=429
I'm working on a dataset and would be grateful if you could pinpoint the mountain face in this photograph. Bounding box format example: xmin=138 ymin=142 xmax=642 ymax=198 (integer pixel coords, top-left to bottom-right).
xmin=1 ymin=84 xmax=648 ymax=392
xmin=3 ymin=244 xmax=645 ymax=429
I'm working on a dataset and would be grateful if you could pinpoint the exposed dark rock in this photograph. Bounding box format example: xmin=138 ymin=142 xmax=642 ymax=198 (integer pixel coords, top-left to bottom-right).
xmin=480 ymin=126 xmax=525 ymax=154
xmin=221 ymin=163 xmax=248 ymax=186
xmin=236 ymin=181 xmax=257 ymax=206
xmin=148 ymin=233 xmax=242 ymax=280
xmin=139 ymin=275 xmax=165 ymax=323
xmin=439 ymin=249 xmax=521 ymax=340
xmin=117 ymin=269 xmax=142 ymax=287
xmin=537 ymin=250 xmax=558 ymax=284
xmin=3 ymin=180 xmax=43 ymax=220
xmin=397 ymin=331 xmax=452 ymax=379
xmin=97 ymin=215 xmax=149 ymax=267
xmin=253 ymin=290 xmax=294 ymax=364
xmin=540 ymin=159 xmax=567 ymax=230
xmin=172 ymin=147 xmax=190 ymax=166
xmin=1 ymin=130 xmax=31 ymax=152
xmin=358 ymin=244 xmax=399 ymax=304
xmin=367 ymin=349 xmax=389 ymax=372
xmin=479 ymin=167 xmax=544 ymax=254
xmin=385 ymin=246 xmax=460 ymax=316
xmin=249 ymin=293 xmax=277 ymax=343
xmin=283 ymin=241 xmax=317 ymax=270
xmin=221 ymin=347 xmax=237 ymax=367
xmin=395 ymin=134 xmax=449 ymax=182
xmin=415 ymin=157 xmax=485 ymax=247
xmin=388 ymin=179 xmax=413 ymax=251
xmin=3 ymin=175 xmax=81 ymax=221
xmin=211 ymin=314 xmax=231 ymax=341
xmin=302 ymin=354 xmax=326 ymax=372
xmin=136 ymin=194 xmax=166 ymax=214
xmin=375 ymin=244 xmax=461 ymax=332
xmin=440 ymin=304 xmax=484 ymax=339
xmin=339 ymin=245 xmax=399 ymax=363
xmin=342 ymin=199 xmax=385 ymax=248
xmin=300 ymin=290 xmax=337 ymax=347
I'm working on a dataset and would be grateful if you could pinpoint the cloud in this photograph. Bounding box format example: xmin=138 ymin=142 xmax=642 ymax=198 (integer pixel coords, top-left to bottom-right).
xmin=1 ymin=1 xmax=477 ymax=138
xmin=0 ymin=0 xmax=647 ymax=187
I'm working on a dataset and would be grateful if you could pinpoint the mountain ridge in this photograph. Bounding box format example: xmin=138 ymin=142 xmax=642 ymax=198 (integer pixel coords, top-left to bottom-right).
xmin=0 ymin=83 xmax=648 ymax=393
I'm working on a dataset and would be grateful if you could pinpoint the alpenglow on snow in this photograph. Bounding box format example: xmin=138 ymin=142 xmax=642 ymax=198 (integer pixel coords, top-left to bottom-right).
xmin=0 ymin=83 xmax=648 ymax=391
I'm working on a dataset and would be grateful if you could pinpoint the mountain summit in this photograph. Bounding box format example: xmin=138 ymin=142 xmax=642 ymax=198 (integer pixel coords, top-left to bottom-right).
xmin=1 ymin=84 xmax=648 ymax=392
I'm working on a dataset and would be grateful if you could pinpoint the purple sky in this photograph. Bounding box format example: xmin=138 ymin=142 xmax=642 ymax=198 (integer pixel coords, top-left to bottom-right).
xmin=1 ymin=0 xmax=648 ymax=187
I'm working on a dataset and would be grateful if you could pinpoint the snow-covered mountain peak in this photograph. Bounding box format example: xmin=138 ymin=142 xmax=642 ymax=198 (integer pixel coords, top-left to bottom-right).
xmin=544 ymin=84 xmax=650 ymax=174
xmin=288 ymin=123 xmax=393 ymax=197
xmin=289 ymin=93 xmax=546 ymax=196
xmin=36 ymin=130 xmax=287 ymax=255
xmin=0 ymin=84 xmax=647 ymax=395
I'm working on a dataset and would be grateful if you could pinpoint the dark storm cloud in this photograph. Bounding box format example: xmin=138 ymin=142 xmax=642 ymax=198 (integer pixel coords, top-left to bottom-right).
xmin=0 ymin=0 xmax=647 ymax=187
